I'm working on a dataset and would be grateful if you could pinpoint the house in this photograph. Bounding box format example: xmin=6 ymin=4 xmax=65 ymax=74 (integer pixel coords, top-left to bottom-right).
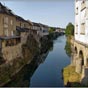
xmin=39 ymin=23 xmax=49 ymax=37
xmin=0 ymin=2 xmax=21 ymax=49
xmin=16 ymin=15 xmax=33 ymax=44
xmin=31 ymin=22 xmax=49 ymax=37
xmin=75 ymin=0 xmax=88 ymax=43
xmin=73 ymin=0 xmax=88 ymax=78
xmin=30 ymin=22 xmax=41 ymax=43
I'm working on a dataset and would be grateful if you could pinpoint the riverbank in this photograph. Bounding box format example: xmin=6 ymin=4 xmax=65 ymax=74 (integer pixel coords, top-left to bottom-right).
xmin=4 ymin=35 xmax=69 ymax=87
xmin=0 ymin=34 xmax=39 ymax=86
xmin=0 ymin=32 xmax=62 ymax=87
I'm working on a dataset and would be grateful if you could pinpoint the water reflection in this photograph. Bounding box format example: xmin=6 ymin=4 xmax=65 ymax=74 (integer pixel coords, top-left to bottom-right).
xmin=4 ymin=35 xmax=70 ymax=87
xmin=4 ymin=39 xmax=53 ymax=87
xmin=64 ymin=37 xmax=72 ymax=57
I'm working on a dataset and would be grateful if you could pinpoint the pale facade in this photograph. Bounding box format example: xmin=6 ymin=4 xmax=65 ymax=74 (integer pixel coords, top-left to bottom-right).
xmin=75 ymin=0 xmax=88 ymax=44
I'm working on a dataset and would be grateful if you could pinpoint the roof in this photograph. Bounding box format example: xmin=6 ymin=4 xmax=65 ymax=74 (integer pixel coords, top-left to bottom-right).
xmin=0 ymin=36 xmax=20 ymax=40
xmin=16 ymin=15 xmax=26 ymax=22
xmin=0 ymin=2 xmax=15 ymax=16
xmin=16 ymin=15 xmax=33 ymax=26
xmin=27 ymin=20 xmax=33 ymax=26
xmin=39 ymin=23 xmax=49 ymax=28
xmin=16 ymin=26 xmax=29 ymax=32
xmin=32 ymin=22 xmax=40 ymax=27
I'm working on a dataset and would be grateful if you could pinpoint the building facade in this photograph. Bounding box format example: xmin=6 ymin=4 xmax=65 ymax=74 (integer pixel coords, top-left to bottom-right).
xmin=75 ymin=0 xmax=88 ymax=44
xmin=71 ymin=0 xmax=88 ymax=85
xmin=0 ymin=3 xmax=33 ymax=61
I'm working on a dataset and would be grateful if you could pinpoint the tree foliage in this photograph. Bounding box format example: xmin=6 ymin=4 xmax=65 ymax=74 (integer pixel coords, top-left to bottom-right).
xmin=49 ymin=27 xmax=55 ymax=33
xmin=65 ymin=23 xmax=74 ymax=36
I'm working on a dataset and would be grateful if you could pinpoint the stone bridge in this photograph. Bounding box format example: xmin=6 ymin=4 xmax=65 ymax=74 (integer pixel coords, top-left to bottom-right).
xmin=71 ymin=39 xmax=88 ymax=85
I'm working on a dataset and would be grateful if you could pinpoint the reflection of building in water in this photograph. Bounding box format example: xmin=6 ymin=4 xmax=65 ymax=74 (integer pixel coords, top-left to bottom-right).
xmin=4 ymin=38 xmax=53 ymax=87
xmin=4 ymin=50 xmax=49 ymax=87
xmin=71 ymin=0 xmax=88 ymax=86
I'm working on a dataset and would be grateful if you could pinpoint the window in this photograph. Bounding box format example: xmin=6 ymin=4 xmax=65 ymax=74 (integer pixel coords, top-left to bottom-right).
xmin=4 ymin=24 xmax=8 ymax=28
xmin=75 ymin=25 xmax=78 ymax=34
xmin=20 ymin=23 xmax=21 ymax=27
xmin=10 ymin=20 xmax=13 ymax=25
xmin=24 ymin=24 xmax=25 ymax=27
xmin=4 ymin=17 xmax=8 ymax=24
xmin=0 ymin=5 xmax=1 ymax=11
xmin=4 ymin=28 xmax=8 ymax=36
xmin=81 ymin=0 xmax=86 ymax=11
xmin=76 ymin=7 xmax=78 ymax=15
xmin=80 ymin=23 xmax=85 ymax=34
xmin=11 ymin=31 xmax=13 ymax=36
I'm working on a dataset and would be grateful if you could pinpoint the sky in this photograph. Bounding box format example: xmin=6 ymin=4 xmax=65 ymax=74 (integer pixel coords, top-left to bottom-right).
xmin=1 ymin=0 xmax=74 ymax=28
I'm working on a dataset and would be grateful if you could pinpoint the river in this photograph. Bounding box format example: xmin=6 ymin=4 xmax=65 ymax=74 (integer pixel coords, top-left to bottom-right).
xmin=4 ymin=35 xmax=71 ymax=87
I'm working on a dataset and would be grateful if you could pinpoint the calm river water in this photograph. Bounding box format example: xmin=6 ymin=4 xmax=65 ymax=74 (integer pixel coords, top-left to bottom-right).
xmin=5 ymin=35 xmax=71 ymax=87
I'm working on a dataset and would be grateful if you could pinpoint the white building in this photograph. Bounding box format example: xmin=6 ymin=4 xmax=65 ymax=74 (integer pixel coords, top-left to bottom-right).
xmin=75 ymin=0 xmax=88 ymax=44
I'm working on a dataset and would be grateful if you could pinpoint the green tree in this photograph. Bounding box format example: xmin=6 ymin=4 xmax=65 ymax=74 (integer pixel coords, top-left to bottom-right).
xmin=65 ymin=23 xmax=74 ymax=36
xmin=49 ymin=27 xmax=55 ymax=33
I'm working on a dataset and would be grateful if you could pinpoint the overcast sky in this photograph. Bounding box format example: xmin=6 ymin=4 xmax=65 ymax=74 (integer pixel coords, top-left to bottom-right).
xmin=1 ymin=0 xmax=75 ymax=28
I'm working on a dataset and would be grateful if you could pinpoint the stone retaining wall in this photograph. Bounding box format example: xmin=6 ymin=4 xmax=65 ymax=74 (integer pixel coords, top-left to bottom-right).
xmin=2 ymin=43 xmax=22 ymax=62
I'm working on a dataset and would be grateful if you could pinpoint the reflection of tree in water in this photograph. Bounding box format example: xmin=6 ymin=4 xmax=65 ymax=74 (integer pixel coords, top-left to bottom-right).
xmin=4 ymin=38 xmax=54 ymax=87
xmin=64 ymin=37 xmax=72 ymax=57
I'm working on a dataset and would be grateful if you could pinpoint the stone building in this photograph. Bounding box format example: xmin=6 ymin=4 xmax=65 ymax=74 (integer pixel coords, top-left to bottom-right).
xmin=0 ymin=2 xmax=22 ymax=44
xmin=38 ymin=23 xmax=49 ymax=37
xmin=73 ymin=0 xmax=88 ymax=85
xmin=16 ymin=15 xmax=32 ymax=44
xmin=0 ymin=2 xmax=22 ymax=61
xmin=30 ymin=22 xmax=49 ymax=42
xmin=0 ymin=3 xmax=33 ymax=62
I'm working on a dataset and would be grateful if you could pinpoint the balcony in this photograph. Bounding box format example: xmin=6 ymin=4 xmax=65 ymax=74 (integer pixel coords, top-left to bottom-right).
xmin=0 ymin=36 xmax=21 ymax=48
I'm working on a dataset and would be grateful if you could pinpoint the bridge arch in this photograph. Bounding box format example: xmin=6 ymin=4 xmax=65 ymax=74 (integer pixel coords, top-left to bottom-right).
xmin=74 ymin=46 xmax=78 ymax=54
xmin=79 ymin=50 xmax=84 ymax=66
xmin=86 ymin=58 xmax=88 ymax=67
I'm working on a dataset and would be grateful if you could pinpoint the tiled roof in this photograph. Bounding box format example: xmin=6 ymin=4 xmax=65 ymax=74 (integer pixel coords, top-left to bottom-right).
xmin=39 ymin=23 xmax=49 ymax=28
xmin=32 ymin=22 xmax=40 ymax=27
xmin=16 ymin=15 xmax=32 ymax=25
xmin=16 ymin=15 xmax=26 ymax=22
